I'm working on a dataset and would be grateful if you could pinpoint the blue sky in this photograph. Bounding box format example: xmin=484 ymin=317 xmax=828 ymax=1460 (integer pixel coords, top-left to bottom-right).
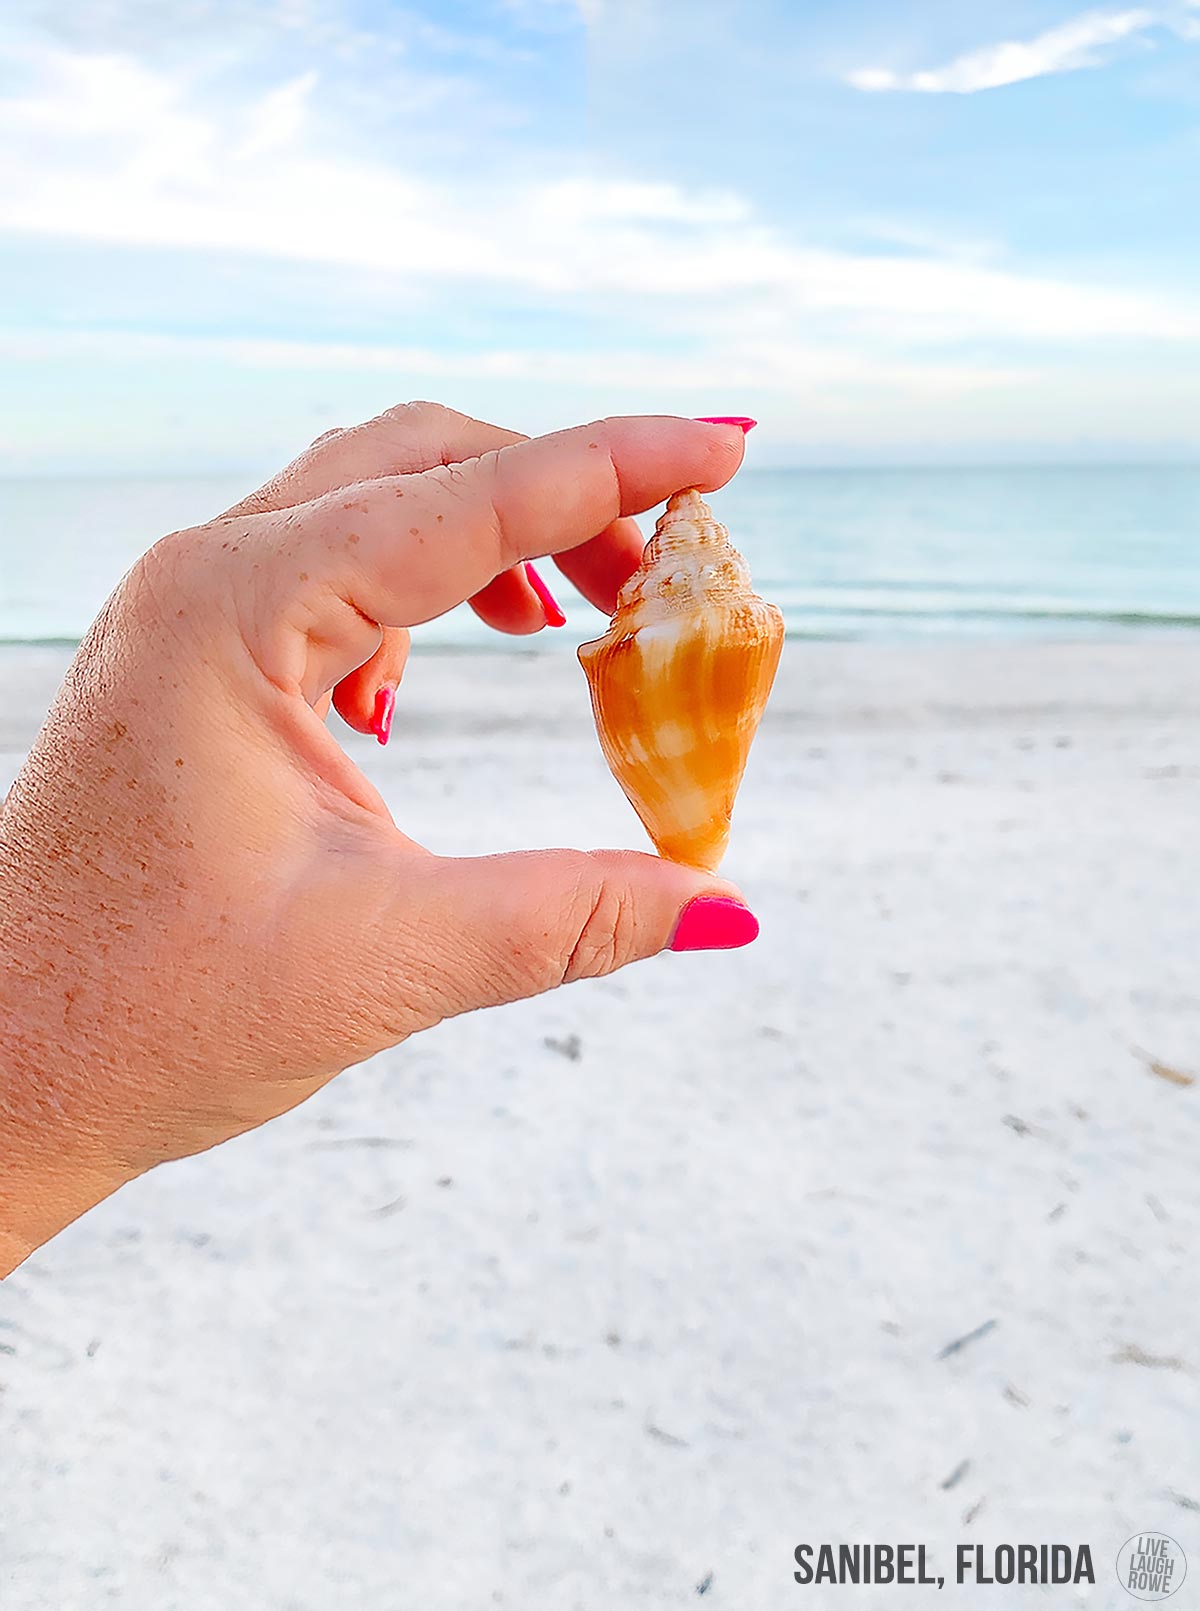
xmin=1 ymin=0 xmax=1199 ymax=471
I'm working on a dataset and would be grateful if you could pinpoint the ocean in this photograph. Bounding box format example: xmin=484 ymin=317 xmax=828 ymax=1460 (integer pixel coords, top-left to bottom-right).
xmin=2 ymin=466 xmax=1198 ymax=646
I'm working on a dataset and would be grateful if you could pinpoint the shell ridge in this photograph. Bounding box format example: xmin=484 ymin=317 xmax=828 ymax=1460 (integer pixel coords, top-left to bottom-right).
xmin=579 ymin=487 xmax=783 ymax=871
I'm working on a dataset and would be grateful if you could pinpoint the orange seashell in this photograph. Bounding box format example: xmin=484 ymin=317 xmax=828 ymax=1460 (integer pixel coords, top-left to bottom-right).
xmin=578 ymin=488 xmax=784 ymax=871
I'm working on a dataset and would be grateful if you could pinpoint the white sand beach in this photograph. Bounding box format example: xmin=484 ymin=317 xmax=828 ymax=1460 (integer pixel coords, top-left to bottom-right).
xmin=1 ymin=639 xmax=1198 ymax=1609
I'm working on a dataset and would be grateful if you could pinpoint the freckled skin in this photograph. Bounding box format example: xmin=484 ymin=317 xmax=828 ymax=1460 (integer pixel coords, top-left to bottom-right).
xmin=0 ymin=403 xmax=747 ymax=1273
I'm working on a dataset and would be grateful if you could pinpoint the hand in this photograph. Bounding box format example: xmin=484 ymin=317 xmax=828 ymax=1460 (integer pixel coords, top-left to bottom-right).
xmin=0 ymin=404 xmax=753 ymax=1274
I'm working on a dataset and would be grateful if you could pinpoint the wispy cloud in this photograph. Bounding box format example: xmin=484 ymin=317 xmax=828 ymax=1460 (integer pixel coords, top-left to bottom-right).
xmin=0 ymin=325 xmax=1033 ymax=396
xmin=3 ymin=37 xmax=1198 ymax=353
xmin=235 ymin=69 xmax=318 ymax=158
xmin=848 ymin=5 xmax=1164 ymax=94
xmin=4 ymin=12 xmax=1200 ymax=467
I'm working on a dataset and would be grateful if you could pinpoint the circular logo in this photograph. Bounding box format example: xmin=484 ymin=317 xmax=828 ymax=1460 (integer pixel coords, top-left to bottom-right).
xmin=1116 ymin=1533 xmax=1187 ymax=1601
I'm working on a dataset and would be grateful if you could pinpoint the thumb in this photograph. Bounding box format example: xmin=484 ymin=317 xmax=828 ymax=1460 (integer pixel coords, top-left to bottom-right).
xmin=400 ymin=848 xmax=759 ymax=1019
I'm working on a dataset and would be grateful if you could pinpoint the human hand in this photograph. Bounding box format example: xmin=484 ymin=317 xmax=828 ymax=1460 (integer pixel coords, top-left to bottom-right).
xmin=0 ymin=404 xmax=754 ymax=1273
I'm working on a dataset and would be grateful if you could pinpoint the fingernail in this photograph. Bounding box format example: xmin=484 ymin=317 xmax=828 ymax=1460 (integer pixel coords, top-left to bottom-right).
xmin=695 ymin=416 xmax=757 ymax=433
xmin=371 ymin=685 xmax=396 ymax=746
xmin=669 ymin=895 xmax=759 ymax=952
xmin=524 ymin=562 xmax=567 ymax=627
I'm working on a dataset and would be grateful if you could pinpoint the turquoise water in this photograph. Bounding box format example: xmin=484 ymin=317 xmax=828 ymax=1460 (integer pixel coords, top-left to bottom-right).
xmin=1 ymin=467 xmax=1198 ymax=645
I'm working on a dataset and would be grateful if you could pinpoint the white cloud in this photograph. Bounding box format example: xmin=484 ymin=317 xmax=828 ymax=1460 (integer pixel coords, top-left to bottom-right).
xmin=538 ymin=177 xmax=749 ymax=224
xmin=4 ymin=26 xmax=1200 ymax=473
xmin=0 ymin=325 xmax=1032 ymax=397
xmin=3 ymin=37 xmax=1198 ymax=355
xmin=236 ymin=70 xmax=318 ymax=158
xmin=848 ymin=6 xmax=1159 ymax=94
xmin=0 ymin=45 xmax=206 ymax=137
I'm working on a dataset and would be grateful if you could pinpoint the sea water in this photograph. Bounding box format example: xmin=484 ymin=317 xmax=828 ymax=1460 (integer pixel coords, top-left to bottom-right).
xmin=1 ymin=466 xmax=1197 ymax=646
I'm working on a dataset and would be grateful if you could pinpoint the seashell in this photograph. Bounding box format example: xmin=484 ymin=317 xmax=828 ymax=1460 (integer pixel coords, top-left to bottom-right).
xmin=578 ymin=488 xmax=784 ymax=872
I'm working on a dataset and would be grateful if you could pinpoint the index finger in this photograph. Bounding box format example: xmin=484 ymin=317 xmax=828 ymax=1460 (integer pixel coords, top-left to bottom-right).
xmin=263 ymin=416 xmax=746 ymax=631
xmin=222 ymin=399 xmax=649 ymax=622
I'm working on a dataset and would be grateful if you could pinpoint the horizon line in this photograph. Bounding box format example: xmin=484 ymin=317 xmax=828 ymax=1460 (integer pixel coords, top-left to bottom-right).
xmin=4 ymin=459 xmax=1200 ymax=481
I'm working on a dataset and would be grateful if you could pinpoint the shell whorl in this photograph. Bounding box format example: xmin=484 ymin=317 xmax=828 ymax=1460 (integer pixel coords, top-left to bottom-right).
xmin=610 ymin=489 xmax=754 ymax=634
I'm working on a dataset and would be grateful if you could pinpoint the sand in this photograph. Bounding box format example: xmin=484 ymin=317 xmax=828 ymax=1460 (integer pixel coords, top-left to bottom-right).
xmin=1 ymin=639 xmax=1199 ymax=1610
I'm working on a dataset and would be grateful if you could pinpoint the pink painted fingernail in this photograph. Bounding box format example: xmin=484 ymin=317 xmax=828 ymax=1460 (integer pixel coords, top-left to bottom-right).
xmin=525 ymin=562 xmax=566 ymax=627
xmin=371 ymin=685 xmax=396 ymax=746
xmin=669 ymin=896 xmax=759 ymax=952
xmin=695 ymin=416 xmax=757 ymax=433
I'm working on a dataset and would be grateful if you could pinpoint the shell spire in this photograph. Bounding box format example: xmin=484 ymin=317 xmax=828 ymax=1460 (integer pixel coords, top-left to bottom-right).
xmin=578 ymin=488 xmax=783 ymax=871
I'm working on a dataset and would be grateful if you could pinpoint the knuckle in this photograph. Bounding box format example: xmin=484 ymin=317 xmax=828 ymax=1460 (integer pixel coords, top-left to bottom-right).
xmin=132 ymin=527 xmax=198 ymax=602
xmin=84 ymin=526 xmax=216 ymax=664
xmin=422 ymin=463 xmax=460 ymax=499
xmin=561 ymin=868 xmax=636 ymax=985
xmin=383 ymin=401 xmax=471 ymax=469
xmin=388 ymin=399 xmax=462 ymax=430
xmin=235 ymin=466 xmax=300 ymax=514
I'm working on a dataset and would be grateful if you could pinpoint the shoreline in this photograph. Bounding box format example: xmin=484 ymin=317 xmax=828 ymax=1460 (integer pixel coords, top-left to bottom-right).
xmin=7 ymin=633 xmax=1200 ymax=739
xmin=5 ymin=611 xmax=1200 ymax=653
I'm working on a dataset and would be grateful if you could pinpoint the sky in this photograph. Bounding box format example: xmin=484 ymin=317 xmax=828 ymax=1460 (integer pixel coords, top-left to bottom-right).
xmin=1 ymin=0 xmax=1199 ymax=471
